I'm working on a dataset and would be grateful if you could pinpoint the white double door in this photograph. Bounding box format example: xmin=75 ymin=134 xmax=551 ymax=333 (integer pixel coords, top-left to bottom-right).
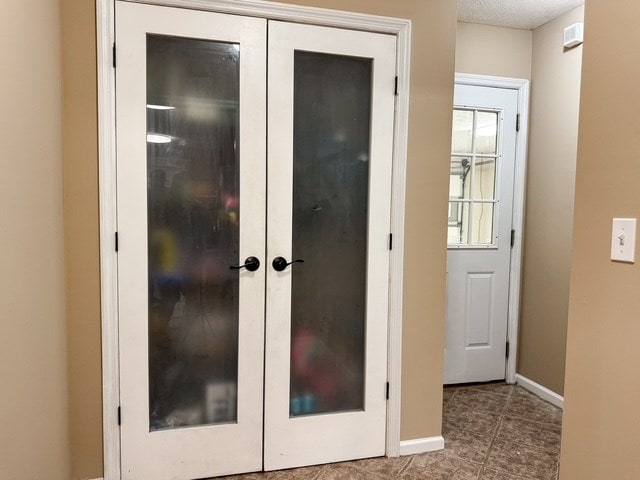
xmin=115 ymin=2 xmax=396 ymax=479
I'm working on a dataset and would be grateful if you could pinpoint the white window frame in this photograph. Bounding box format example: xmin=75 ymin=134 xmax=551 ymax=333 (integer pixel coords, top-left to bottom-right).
xmin=96 ymin=1 xmax=411 ymax=478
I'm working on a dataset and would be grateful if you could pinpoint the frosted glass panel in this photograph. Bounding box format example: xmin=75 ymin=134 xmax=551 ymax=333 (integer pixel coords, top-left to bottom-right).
xmin=290 ymin=51 xmax=371 ymax=417
xmin=147 ymin=35 xmax=240 ymax=431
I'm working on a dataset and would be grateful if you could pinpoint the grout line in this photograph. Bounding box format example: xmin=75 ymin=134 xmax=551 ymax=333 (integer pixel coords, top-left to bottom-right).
xmin=444 ymin=387 xmax=458 ymax=404
xmin=312 ymin=464 xmax=326 ymax=480
xmin=398 ymin=454 xmax=414 ymax=476
xmin=502 ymin=387 xmax=564 ymax=428
xmin=479 ymin=385 xmax=514 ymax=468
xmin=481 ymin=408 xmax=504 ymax=466
xmin=345 ymin=463 xmax=390 ymax=480
xmin=482 ymin=467 xmax=536 ymax=480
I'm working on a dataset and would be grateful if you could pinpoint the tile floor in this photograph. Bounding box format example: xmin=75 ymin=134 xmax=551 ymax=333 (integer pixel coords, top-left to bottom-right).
xmin=225 ymin=383 xmax=562 ymax=480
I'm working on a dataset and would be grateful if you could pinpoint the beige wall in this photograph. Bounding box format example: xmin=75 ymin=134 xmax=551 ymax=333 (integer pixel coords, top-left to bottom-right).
xmin=62 ymin=1 xmax=456 ymax=477
xmin=0 ymin=1 xmax=70 ymax=479
xmin=456 ymin=22 xmax=532 ymax=79
xmin=560 ymin=1 xmax=640 ymax=478
xmin=61 ymin=0 xmax=104 ymax=477
xmin=517 ymin=6 xmax=584 ymax=396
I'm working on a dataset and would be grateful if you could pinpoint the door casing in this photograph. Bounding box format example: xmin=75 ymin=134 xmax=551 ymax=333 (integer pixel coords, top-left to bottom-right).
xmin=96 ymin=1 xmax=412 ymax=478
xmin=452 ymin=73 xmax=531 ymax=385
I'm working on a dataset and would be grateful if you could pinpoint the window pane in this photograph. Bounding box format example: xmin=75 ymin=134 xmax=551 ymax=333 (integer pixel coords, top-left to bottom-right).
xmin=450 ymin=157 xmax=471 ymax=200
xmin=147 ymin=35 xmax=240 ymax=431
xmin=471 ymin=202 xmax=495 ymax=244
xmin=290 ymin=51 xmax=371 ymax=417
xmin=452 ymin=109 xmax=473 ymax=153
xmin=472 ymin=157 xmax=497 ymax=200
xmin=448 ymin=201 xmax=469 ymax=244
xmin=475 ymin=111 xmax=498 ymax=154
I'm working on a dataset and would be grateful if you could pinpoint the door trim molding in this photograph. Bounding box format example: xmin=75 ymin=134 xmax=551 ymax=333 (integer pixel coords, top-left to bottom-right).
xmin=96 ymin=1 xmax=119 ymax=479
xmin=454 ymin=73 xmax=530 ymax=385
xmin=119 ymin=0 xmax=409 ymax=33
xmin=97 ymin=1 xmax=411 ymax=477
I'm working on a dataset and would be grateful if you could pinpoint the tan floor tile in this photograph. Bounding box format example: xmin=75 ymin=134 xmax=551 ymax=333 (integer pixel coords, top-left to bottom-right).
xmin=443 ymin=388 xmax=457 ymax=404
xmin=400 ymin=451 xmax=481 ymax=480
xmin=225 ymin=465 xmax=323 ymax=480
xmin=467 ymin=384 xmax=514 ymax=398
xmin=316 ymin=463 xmax=384 ymax=480
xmin=443 ymin=428 xmax=493 ymax=464
xmin=505 ymin=389 xmax=562 ymax=426
xmin=443 ymin=407 xmax=502 ymax=436
xmin=280 ymin=466 xmax=324 ymax=480
xmin=496 ymin=416 xmax=562 ymax=451
xmin=479 ymin=467 xmax=533 ymax=479
xmin=350 ymin=455 xmax=411 ymax=476
xmin=484 ymin=439 xmax=559 ymax=480
xmin=447 ymin=388 xmax=510 ymax=415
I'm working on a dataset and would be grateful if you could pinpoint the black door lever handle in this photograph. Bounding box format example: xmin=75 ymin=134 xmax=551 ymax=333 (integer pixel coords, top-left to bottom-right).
xmin=272 ymin=256 xmax=304 ymax=272
xmin=229 ymin=256 xmax=261 ymax=272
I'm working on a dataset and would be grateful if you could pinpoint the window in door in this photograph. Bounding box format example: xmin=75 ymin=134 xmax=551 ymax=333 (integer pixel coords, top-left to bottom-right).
xmin=146 ymin=33 xmax=241 ymax=432
xmin=449 ymin=108 xmax=500 ymax=246
xmin=290 ymin=51 xmax=372 ymax=417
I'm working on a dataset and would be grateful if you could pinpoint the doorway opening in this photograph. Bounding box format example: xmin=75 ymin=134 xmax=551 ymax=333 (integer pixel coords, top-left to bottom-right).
xmin=444 ymin=74 xmax=529 ymax=387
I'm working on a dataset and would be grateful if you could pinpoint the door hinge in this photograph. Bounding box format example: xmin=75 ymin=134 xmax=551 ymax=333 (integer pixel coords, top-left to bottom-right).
xmin=389 ymin=233 xmax=393 ymax=251
xmin=506 ymin=341 xmax=510 ymax=359
xmin=394 ymin=76 xmax=398 ymax=96
xmin=112 ymin=43 xmax=116 ymax=68
xmin=386 ymin=382 xmax=390 ymax=400
xmin=115 ymin=231 xmax=119 ymax=252
xmin=516 ymin=113 xmax=520 ymax=132
xmin=510 ymin=229 xmax=515 ymax=248
xmin=117 ymin=406 xmax=121 ymax=426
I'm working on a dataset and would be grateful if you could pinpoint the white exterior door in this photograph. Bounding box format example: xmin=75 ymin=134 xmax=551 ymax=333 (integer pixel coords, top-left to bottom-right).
xmin=264 ymin=21 xmax=396 ymax=470
xmin=444 ymin=83 xmax=519 ymax=384
xmin=115 ymin=2 xmax=396 ymax=478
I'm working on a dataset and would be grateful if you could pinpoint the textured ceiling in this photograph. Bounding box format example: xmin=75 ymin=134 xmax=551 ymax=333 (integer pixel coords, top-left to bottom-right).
xmin=458 ymin=0 xmax=584 ymax=30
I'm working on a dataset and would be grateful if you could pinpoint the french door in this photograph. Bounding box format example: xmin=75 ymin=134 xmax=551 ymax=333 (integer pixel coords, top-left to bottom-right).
xmin=115 ymin=2 xmax=396 ymax=479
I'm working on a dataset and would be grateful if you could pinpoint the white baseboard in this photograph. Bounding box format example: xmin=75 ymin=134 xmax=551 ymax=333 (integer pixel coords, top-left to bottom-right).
xmin=398 ymin=436 xmax=445 ymax=456
xmin=515 ymin=374 xmax=564 ymax=409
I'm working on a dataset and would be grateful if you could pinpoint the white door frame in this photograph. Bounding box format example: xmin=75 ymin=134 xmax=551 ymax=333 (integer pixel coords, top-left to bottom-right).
xmin=96 ymin=1 xmax=411 ymax=478
xmin=454 ymin=73 xmax=530 ymax=385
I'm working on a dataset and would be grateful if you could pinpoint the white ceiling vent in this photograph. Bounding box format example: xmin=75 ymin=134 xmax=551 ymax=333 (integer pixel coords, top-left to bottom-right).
xmin=563 ymin=22 xmax=584 ymax=48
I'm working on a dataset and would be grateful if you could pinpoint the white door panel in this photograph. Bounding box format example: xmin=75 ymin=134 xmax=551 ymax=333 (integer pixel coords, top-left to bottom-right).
xmin=116 ymin=3 xmax=266 ymax=478
xmin=264 ymin=21 xmax=395 ymax=470
xmin=445 ymin=84 xmax=518 ymax=384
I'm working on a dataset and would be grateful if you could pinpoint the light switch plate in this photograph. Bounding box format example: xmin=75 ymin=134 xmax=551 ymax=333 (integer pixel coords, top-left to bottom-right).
xmin=611 ymin=218 xmax=637 ymax=263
